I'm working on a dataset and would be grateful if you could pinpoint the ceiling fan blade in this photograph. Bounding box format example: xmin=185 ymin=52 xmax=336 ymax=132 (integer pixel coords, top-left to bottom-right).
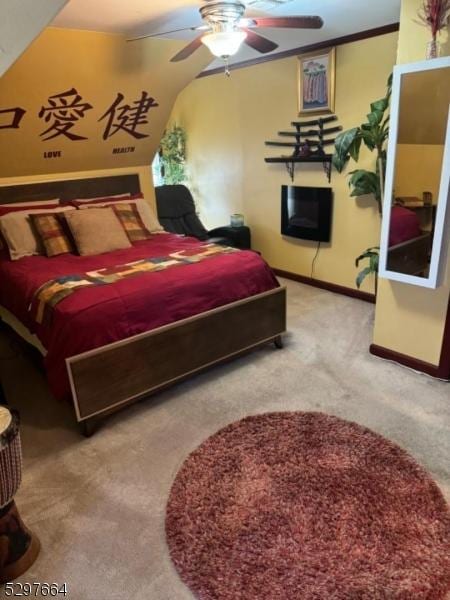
xmin=243 ymin=28 xmax=278 ymax=54
xmin=170 ymin=34 xmax=205 ymax=62
xmin=250 ymin=16 xmax=324 ymax=30
xmin=127 ymin=25 xmax=207 ymax=43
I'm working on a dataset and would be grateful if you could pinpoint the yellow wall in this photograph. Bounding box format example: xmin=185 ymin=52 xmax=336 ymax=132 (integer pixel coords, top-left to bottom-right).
xmin=170 ymin=32 xmax=398 ymax=293
xmin=373 ymin=0 xmax=450 ymax=366
xmin=170 ymin=73 xmax=245 ymax=229
xmin=395 ymin=144 xmax=444 ymax=201
xmin=0 ymin=27 xmax=210 ymax=178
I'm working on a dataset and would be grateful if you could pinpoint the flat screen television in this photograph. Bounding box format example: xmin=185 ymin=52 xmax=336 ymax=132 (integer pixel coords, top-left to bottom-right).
xmin=281 ymin=185 xmax=333 ymax=242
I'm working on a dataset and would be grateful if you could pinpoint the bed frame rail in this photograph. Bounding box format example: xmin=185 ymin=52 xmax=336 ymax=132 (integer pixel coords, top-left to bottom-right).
xmin=67 ymin=287 xmax=286 ymax=424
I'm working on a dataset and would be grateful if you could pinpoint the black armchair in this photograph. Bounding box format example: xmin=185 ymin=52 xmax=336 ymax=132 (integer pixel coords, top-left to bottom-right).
xmin=155 ymin=185 xmax=250 ymax=249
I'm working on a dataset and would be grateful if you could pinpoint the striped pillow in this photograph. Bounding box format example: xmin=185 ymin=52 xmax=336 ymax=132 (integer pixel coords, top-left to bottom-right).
xmin=113 ymin=203 xmax=151 ymax=242
xmin=30 ymin=213 xmax=74 ymax=257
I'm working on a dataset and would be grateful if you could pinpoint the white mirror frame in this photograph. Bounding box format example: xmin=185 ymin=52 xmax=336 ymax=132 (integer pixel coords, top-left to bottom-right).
xmin=379 ymin=56 xmax=450 ymax=289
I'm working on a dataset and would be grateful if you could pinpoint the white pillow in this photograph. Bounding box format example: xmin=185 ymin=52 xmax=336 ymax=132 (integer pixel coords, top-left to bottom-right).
xmin=0 ymin=206 xmax=75 ymax=261
xmin=79 ymin=198 xmax=163 ymax=232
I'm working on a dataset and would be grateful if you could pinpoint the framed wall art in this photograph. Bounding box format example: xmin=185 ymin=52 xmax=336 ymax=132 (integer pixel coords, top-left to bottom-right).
xmin=297 ymin=47 xmax=336 ymax=116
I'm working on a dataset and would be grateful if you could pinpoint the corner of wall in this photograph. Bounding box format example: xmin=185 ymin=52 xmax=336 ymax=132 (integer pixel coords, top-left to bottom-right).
xmin=372 ymin=0 xmax=450 ymax=367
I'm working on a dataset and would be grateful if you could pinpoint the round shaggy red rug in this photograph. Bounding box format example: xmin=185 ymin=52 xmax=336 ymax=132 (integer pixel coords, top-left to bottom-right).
xmin=165 ymin=412 xmax=450 ymax=599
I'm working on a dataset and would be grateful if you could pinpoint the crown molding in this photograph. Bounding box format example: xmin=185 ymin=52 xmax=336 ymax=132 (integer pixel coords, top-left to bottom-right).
xmin=197 ymin=22 xmax=399 ymax=78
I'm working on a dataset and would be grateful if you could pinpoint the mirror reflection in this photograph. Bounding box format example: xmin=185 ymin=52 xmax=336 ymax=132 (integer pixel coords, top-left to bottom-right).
xmin=387 ymin=66 xmax=450 ymax=278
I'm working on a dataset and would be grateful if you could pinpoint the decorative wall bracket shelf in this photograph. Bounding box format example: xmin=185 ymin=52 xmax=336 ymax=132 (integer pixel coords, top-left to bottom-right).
xmin=265 ymin=155 xmax=333 ymax=182
xmin=264 ymin=115 xmax=340 ymax=183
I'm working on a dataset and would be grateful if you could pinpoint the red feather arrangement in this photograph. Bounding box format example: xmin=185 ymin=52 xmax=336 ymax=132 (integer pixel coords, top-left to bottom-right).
xmin=417 ymin=0 xmax=450 ymax=39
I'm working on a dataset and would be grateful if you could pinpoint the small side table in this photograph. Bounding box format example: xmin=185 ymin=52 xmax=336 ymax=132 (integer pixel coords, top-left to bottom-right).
xmin=0 ymin=407 xmax=40 ymax=584
xmin=209 ymin=225 xmax=251 ymax=250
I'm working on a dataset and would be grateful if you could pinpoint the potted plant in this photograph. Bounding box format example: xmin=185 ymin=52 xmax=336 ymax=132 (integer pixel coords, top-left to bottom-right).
xmin=159 ymin=125 xmax=187 ymax=185
xmin=332 ymin=75 xmax=392 ymax=293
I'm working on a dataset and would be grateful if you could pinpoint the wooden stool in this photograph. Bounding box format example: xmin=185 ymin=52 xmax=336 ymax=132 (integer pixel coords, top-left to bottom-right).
xmin=0 ymin=408 xmax=40 ymax=584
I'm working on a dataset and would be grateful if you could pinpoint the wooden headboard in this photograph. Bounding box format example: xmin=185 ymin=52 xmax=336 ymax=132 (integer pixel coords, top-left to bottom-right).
xmin=0 ymin=174 xmax=141 ymax=204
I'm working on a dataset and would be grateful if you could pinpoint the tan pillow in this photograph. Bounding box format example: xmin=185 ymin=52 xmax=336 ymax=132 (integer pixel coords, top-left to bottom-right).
xmin=0 ymin=206 xmax=75 ymax=261
xmin=65 ymin=207 xmax=131 ymax=256
xmin=79 ymin=198 xmax=163 ymax=232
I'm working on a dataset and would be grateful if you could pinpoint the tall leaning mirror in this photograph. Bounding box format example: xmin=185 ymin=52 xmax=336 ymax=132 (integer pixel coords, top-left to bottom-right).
xmin=379 ymin=56 xmax=450 ymax=288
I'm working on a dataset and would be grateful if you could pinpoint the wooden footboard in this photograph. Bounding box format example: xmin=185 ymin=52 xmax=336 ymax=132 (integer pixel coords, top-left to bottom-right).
xmin=67 ymin=287 xmax=286 ymax=423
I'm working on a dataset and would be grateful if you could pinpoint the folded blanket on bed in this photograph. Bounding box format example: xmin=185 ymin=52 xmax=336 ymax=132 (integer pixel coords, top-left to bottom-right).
xmin=29 ymin=243 xmax=238 ymax=325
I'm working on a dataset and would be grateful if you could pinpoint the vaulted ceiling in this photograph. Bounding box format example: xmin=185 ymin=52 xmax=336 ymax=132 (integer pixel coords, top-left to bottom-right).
xmin=52 ymin=0 xmax=401 ymax=72
xmin=1 ymin=0 xmax=69 ymax=77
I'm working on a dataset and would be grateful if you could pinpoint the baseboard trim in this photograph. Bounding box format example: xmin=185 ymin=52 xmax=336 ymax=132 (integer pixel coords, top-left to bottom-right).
xmin=369 ymin=344 xmax=448 ymax=380
xmin=272 ymin=268 xmax=376 ymax=304
xmin=273 ymin=268 xmax=449 ymax=380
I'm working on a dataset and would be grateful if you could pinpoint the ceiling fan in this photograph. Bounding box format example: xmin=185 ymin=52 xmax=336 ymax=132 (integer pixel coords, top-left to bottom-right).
xmin=128 ymin=1 xmax=323 ymax=75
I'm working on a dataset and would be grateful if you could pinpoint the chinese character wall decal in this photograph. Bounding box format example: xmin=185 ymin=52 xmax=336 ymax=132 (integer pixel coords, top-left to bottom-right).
xmin=0 ymin=108 xmax=26 ymax=130
xmin=38 ymin=88 xmax=93 ymax=141
xmin=99 ymin=91 xmax=159 ymax=140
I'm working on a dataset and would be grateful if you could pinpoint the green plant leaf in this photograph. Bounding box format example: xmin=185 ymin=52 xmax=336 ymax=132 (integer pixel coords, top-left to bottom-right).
xmin=356 ymin=266 xmax=373 ymax=289
xmin=386 ymin=72 xmax=393 ymax=96
xmin=348 ymin=169 xmax=381 ymax=202
xmin=348 ymin=136 xmax=362 ymax=162
xmin=370 ymin=98 xmax=389 ymax=113
xmin=348 ymin=169 xmax=379 ymax=192
xmin=367 ymin=109 xmax=384 ymax=127
xmin=332 ymin=128 xmax=360 ymax=172
xmin=369 ymin=252 xmax=379 ymax=272
xmin=355 ymin=247 xmax=379 ymax=274
xmin=355 ymin=250 xmax=378 ymax=263
xmin=360 ymin=128 xmax=377 ymax=151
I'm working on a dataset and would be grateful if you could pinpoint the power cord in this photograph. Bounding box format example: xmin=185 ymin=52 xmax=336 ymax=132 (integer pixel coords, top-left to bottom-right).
xmin=310 ymin=241 xmax=321 ymax=279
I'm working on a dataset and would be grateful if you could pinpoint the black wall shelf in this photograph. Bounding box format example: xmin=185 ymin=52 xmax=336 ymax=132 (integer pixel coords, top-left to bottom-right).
xmin=265 ymin=155 xmax=333 ymax=182
xmin=264 ymin=115 xmax=340 ymax=182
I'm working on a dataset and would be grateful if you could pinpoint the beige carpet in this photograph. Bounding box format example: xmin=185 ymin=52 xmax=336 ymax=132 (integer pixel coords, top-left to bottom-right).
xmin=0 ymin=278 xmax=449 ymax=600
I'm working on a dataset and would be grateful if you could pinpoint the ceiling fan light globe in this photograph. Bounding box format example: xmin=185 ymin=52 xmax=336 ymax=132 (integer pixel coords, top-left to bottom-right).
xmin=201 ymin=30 xmax=247 ymax=57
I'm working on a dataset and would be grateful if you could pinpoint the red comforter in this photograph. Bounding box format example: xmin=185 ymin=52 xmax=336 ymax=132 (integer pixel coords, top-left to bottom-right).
xmin=389 ymin=206 xmax=422 ymax=247
xmin=0 ymin=234 xmax=278 ymax=400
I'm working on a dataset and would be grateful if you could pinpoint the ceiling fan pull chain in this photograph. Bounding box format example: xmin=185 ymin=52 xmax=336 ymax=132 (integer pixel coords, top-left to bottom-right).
xmin=224 ymin=57 xmax=231 ymax=77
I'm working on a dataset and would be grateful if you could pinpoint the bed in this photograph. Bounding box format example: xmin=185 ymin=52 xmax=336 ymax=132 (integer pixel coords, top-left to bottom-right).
xmin=0 ymin=175 xmax=286 ymax=434
xmin=387 ymin=205 xmax=433 ymax=276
